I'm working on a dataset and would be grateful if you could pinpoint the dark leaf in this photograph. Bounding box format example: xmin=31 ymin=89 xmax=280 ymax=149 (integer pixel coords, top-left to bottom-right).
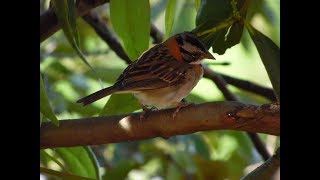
xmin=194 ymin=0 xmax=248 ymax=54
xmin=245 ymin=22 xmax=280 ymax=101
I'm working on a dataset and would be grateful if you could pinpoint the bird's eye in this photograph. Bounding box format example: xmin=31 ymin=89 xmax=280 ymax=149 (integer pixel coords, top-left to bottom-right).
xmin=192 ymin=54 xmax=200 ymax=59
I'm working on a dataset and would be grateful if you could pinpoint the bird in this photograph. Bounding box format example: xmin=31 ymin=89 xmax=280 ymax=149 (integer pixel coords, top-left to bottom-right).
xmin=77 ymin=32 xmax=215 ymax=119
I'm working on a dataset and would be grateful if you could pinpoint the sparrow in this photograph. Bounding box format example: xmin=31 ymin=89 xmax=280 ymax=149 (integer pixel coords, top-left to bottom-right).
xmin=77 ymin=32 xmax=215 ymax=119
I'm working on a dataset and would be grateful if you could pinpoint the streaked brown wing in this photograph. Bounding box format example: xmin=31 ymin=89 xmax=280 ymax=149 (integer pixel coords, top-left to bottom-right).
xmin=115 ymin=45 xmax=190 ymax=91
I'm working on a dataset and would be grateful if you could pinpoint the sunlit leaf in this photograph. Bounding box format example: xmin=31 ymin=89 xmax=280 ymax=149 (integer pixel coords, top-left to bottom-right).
xmin=55 ymin=146 xmax=101 ymax=180
xmin=194 ymin=0 xmax=201 ymax=11
xmin=40 ymin=74 xmax=59 ymax=126
xmin=51 ymin=0 xmax=96 ymax=72
xmin=165 ymin=0 xmax=177 ymax=38
xmin=110 ymin=0 xmax=150 ymax=60
xmin=245 ymin=22 xmax=280 ymax=101
xmin=40 ymin=150 xmax=68 ymax=172
xmin=100 ymin=94 xmax=140 ymax=116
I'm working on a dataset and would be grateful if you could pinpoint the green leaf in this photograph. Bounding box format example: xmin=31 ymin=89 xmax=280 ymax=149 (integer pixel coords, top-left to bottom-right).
xmin=40 ymin=74 xmax=59 ymax=126
xmin=40 ymin=112 xmax=43 ymax=126
xmin=110 ymin=0 xmax=150 ymax=60
xmin=194 ymin=0 xmax=201 ymax=11
xmin=192 ymin=155 xmax=229 ymax=180
xmin=100 ymin=94 xmax=141 ymax=116
xmin=245 ymin=22 xmax=280 ymax=101
xmin=190 ymin=134 xmax=211 ymax=159
xmin=55 ymin=146 xmax=101 ymax=180
xmin=103 ymin=160 xmax=140 ymax=180
xmin=165 ymin=0 xmax=177 ymax=38
xmin=166 ymin=163 xmax=183 ymax=180
xmin=40 ymin=167 xmax=95 ymax=180
xmin=193 ymin=0 xmax=248 ymax=54
xmin=51 ymin=0 xmax=95 ymax=72
xmin=40 ymin=150 xmax=68 ymax=172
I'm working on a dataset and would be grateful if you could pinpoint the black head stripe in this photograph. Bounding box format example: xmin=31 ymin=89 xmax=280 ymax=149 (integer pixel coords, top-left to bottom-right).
xmin=179 ymin=47 xmax=194 ymax=63
xmin=175 ymin=35 xmax=184 ymax=46
xmin=184 ymin=33 xmax=207 ymax=52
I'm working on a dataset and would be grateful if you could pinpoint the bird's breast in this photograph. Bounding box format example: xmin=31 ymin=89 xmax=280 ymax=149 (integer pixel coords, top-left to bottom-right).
xmin=133 ymin=65 xmax=203 ymax=109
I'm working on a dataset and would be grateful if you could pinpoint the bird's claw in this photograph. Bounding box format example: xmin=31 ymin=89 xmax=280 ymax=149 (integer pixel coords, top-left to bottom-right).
xmin=172 ymin=102 xmax=193 ymax=119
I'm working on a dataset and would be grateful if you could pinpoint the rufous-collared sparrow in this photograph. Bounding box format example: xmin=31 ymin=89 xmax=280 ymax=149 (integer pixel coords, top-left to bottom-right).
xmin=77 ymin=32 xmax=215 ymax=118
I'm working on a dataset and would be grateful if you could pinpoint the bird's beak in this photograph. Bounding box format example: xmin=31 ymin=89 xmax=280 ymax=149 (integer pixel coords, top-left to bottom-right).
xmin=203 ymin=51 xmax=215 ymax=60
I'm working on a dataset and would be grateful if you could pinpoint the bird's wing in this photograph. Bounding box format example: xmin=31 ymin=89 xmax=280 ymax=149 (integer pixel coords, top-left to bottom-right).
xmin=115 ymin=47 xmax=190 ymax=91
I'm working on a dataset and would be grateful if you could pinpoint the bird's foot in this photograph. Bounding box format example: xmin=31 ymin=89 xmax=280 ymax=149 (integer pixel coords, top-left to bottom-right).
xmin=172 ymin=102 xmax=193 ymax=119
xmin=139 ymin=105 xmax=157 ymax=121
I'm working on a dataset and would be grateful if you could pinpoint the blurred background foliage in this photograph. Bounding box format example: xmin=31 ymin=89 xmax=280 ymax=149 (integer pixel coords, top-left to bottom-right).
xmin=40 ymin=0 xmax=279 ymax=179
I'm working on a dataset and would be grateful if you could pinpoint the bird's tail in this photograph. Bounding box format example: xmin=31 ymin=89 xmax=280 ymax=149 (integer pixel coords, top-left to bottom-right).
xmin=77 ymin=86 xmax=120 ymax=106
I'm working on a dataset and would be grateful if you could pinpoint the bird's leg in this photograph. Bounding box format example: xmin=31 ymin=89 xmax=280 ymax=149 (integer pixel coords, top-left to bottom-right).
xmin=139 ymin=104 xmax=156 ymax=121
xmin=172 ymin=101 xmax=193 ymax=119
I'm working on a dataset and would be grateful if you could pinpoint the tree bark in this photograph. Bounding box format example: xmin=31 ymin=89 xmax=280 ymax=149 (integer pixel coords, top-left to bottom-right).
xmin=40 ymin=101 xmax=279 ymax=149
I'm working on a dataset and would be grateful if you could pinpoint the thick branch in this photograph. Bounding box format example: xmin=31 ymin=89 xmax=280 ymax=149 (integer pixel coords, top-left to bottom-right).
xmin=40 ymin=0 xmax=108 ymax=42
xmin=40 ymin=101 xmax=280 ymax=149
xmin=242 ymin=147 xmax=280 ymax=180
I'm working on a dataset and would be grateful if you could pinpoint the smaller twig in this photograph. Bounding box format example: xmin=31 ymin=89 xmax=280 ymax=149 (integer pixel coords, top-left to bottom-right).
xmin=202 ymin=64 xmax=237 ymax=100
xmin=82 ymin=11 xmax=132 ymax=64
xmin=247 ymin=132 xmax=271 ymax=161
xmin=218 ymin=73 xmax=276 ymax=101
xmin=242 ymin=147 xmax=280 ymax=180
xmin=150 ymin=23 xmax=164 ymax=44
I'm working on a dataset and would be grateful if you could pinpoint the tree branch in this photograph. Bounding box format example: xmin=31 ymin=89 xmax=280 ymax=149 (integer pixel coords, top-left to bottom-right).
xmin=40 ymin=101 xmax=279 ymax=149
xmin=218 ymin=73 xmax=276 ymax=101
xmin=150 ymin=23 xmax=164 ymax=43
xmin=202 ymin=64 xmax=272 ymax=160
xmin=242 ymin=147 xmax=280 ymax=180
xmin=202 ymin=65 xmax=237 ymax=100
xmin=82 ymin=11 xmax=132 ymax=64
xmin=40 ymin=0 xmax=109 ymax=42
xmin=80 ymin=15 xmax=273 ymax=160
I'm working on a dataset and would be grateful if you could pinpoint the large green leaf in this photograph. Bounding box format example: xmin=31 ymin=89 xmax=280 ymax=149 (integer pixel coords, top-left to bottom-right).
xmin=165 ymin=0 xmax=177 ymax=38
xmin=245 ymin=22 xmax=280 ymax=101
xmin=40 ymin=74 xmax=59 ymax=126
xmin=55 ymin=146 xmax=101 ymax=180
xmin=40 ymin=150 xmax=68 ymax=172
xmin=51 ymin=0 xmax=95 ymax=72
xmin=110 ymin=0 xmax=150 ymax=60
xmin=100 ymin=94 xmax=141 ymax=116
xmin=193 ymin=0 xmax=248 ymax=54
